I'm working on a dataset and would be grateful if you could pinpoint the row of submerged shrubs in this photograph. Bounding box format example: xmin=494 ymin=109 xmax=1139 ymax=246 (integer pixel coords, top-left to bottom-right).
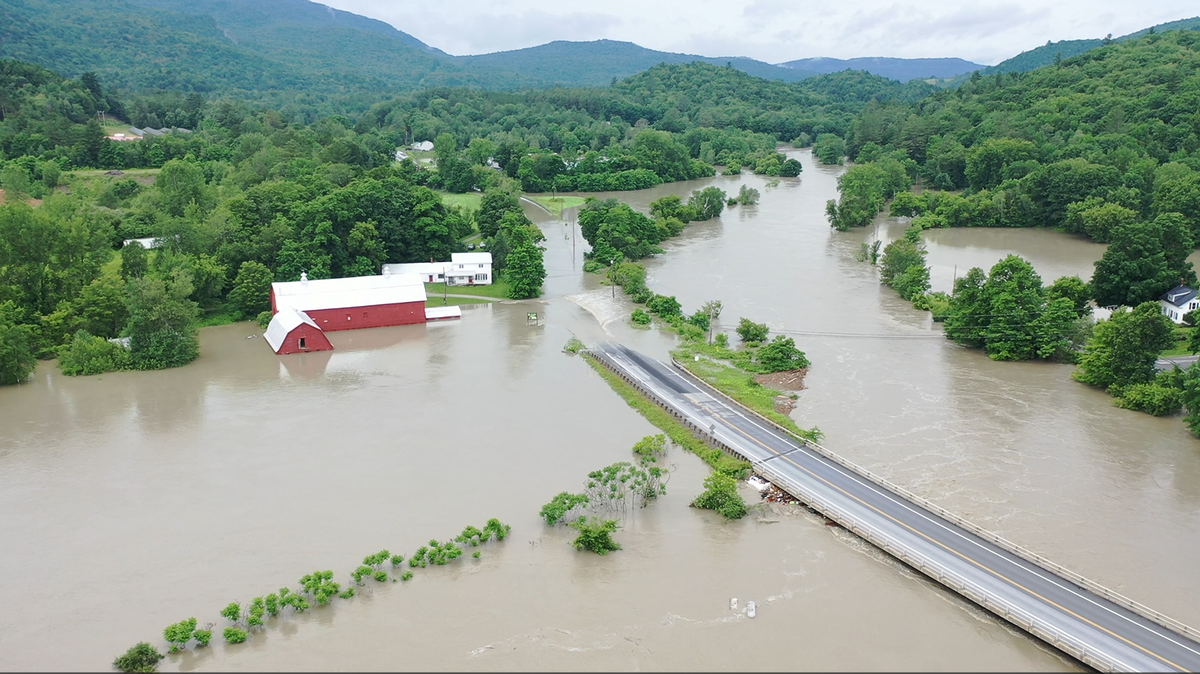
xmin=113 ymin=518 xmax=512 ymax=672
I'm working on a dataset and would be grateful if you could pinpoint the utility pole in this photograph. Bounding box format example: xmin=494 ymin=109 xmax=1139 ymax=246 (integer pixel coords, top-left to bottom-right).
xmin=610 ymin=258 xmax=616 ymax=298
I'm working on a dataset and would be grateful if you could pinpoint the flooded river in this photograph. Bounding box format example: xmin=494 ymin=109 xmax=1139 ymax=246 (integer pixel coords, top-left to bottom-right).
xmin=1 ymin=149 xmax=1196 ymax=671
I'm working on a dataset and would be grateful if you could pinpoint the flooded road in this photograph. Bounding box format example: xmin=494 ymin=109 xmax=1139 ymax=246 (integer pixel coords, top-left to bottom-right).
xmin=1 ymin=148 xmax=1194 ymax=671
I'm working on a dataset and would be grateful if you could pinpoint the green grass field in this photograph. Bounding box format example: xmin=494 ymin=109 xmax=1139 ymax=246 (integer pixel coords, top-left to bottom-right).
xmin=425 ymin=295 xmax=495 ymax=307
xmin=424 ymin=280 xmax=510 ymax=299
xmin=438 ymin=191 xmax=482 ymax=211
xmin=526 ymin=195 xmax=587 ymax=217
xmin=1161 ymin=326 xmax=1196 ymax=357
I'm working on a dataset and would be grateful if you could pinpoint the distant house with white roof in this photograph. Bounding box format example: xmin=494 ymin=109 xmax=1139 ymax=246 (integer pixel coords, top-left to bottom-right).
xmin=382 ymin=252 xmax=492 ymax=286
xmin=1160 ymin=284 xmax=1199 ymax=324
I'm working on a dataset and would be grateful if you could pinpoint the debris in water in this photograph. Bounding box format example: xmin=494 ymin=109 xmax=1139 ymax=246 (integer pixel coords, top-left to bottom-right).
xmin=730 ymin=597 xmax=738 ymax=610
xmin=747 ymin=601 xmax=756 ymax=618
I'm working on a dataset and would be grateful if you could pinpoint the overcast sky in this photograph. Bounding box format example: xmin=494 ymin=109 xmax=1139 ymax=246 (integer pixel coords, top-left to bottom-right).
xmin=320 ymin=0 xmax=1197 ymax=65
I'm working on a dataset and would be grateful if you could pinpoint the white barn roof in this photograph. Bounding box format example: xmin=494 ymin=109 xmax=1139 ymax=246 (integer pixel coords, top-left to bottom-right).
xmin=451 ymin=252 xmax=492 ymax=265
xmin=264 ymin=308 xmax=320 ymax=353
xmin=273 ymin=272 xmax=426 ymax=313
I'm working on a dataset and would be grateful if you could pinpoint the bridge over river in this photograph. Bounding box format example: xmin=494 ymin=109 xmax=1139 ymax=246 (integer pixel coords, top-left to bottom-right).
xmin=589 ymin=342 xmax=1200 ymax=673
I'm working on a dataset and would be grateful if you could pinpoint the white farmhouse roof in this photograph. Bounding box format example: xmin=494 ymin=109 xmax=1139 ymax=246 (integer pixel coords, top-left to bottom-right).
xmin=382 ymin=262 xmax=446 ymax=277
xmin=451 ymin=252 xmax=492 ymax=265
xmin=272 ymin=272 xmax=426 ymax=313
xmin=264 ymin=308 xmax=320 ymax=353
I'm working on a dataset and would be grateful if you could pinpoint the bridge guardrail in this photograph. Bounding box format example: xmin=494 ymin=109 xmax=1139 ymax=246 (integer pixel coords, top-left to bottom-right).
xmin=748 ymin=457 xmax=1132 ymax=673
xmin=664 ymin=357 xmax=1200 ymax=648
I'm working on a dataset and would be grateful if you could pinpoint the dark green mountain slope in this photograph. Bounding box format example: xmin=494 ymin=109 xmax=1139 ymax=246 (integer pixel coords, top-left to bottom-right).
xmin=778 ymin=57 xmax=983 ymax=81
xmin=455 ymin=40 xmax=815 ymax=87
xmin=963 ymin=15 xmax=1200 ymax=81
xmin=0 ymin=0 xmax=477 ymax=99
xmin=123 ymin=0 xmax=467 ymax=88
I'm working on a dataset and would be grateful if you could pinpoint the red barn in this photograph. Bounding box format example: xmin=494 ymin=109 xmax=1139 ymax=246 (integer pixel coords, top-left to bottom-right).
xmin=270 ymin=272 xmax=428 ymax=332
xmin=263 ymin=308 xmax=334 ymax=355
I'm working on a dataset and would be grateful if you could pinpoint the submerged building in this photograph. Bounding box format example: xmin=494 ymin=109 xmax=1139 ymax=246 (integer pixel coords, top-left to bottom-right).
xmin=264 ymin=271 xmax=459 ymax=355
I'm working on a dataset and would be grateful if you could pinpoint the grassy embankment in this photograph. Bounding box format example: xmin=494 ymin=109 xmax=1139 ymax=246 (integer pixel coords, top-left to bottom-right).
xmin=671 ymin=344 xmax=822 ymax=443
xmin=1161 ymin=325 xmax=1197 ymax=357
xmin=424 ymin=280 xmax=510 ymax=299
xmin=526 ymin=195 xmax=587 ymax=217
xmin=582 ymin=353 xmax=750 ymax=477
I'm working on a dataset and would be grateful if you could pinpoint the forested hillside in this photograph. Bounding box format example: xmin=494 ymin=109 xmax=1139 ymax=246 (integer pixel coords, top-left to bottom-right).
xmin=778 ymin=57 xmax=983 ymax=82
xmin=954 ymin=16 xmax=1200 ymax=82
xmin=824 ymin=28 xmax=1200 ymax=357
xmin=456 ymin=40 xmax=815 ymax=88
xmin=0 ymin=0 xmax=808 ymax=107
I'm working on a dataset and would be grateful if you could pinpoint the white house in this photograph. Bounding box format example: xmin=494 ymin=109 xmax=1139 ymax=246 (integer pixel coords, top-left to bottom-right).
xmin=410 ymin=140 xmax=434 ymax=152
xmin=1159 ymin=284 xmax=1199 ymax=324
xmin=382 ymin=252 xmax=493 ymax=286
xmin=446 ymin=252 xmax=492 ymax=285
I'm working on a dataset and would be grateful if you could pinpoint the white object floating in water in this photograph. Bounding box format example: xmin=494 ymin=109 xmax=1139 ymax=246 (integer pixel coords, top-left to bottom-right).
xmin=730 ymin=597 xmax=738 ymax=610
xmin=747 ymin=601 xmax=756 ymax=618
xmin=747 ymin=475 xmax=771 ymax=492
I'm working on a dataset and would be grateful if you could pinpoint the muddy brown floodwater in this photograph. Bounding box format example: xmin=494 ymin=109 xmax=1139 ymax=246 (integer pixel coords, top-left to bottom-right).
xmin=2 ymin=148 xmax=1195 ymax=672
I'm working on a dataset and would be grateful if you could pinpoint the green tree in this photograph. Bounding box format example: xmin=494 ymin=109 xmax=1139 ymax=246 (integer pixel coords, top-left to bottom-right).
xmin=736 ymin=318 xmax=769 ymax=344
xmin=981 ymin=255 xmax=1046 ymax=361
xmin=504 ymin=241 xmax=546 ymax=299
xmin=225 ymin=261 xmax=272 ymax=319
xmin=477 ymin=188 xmax=524 ymax=239
xmin=120 ymin=241 xmax=149 ymax=281
xmin=1045 ymin=276 xmax=1092 ymax=318
xmin=568 ymin=516 xmax=622 ymax=555
xmin=1073 ymin=302 xmax=1174 ymax=390
xmin=944 ymin=267 xmax=989 ymax=348
xmin=879 ymin=237 xmax=926 ymax=287
xmin=40 ymin=161 xmax=60 ymax=190
xmin=112 ymin=642 xmax=163 ymax=673
xmin=539 ymin=492 xmax=589 ymax=525
xmin=1063 ymin=199 xmax=1137 ymax=243
xmin=0 ymin=305 xmax=37 ymax=386
xmin=124 ymin=271 xmax=200 ymax=370
xmin=1092 ymin=219 xmax=1186 ymax=308
xmin=756 ymin=335 xmax=809 ymax=372
xmin=813 ymin=134 xmax=846 ymax=165
xmin=1180 ymin=364 xmax=1200 ymax=436
xmin=0 ymin=164 xmax=31 ymax=198
xmin=57 ymin=330 xmax=130 ymax=376
xmin=466 ymin=137 xmax=497 ymax=165
xmin=736 ymin=185 xmax=760 ymax=205
xmin=157 ymin=159 xmax=208 ymax=218
xmin=687 ymin=187 xmax=726 ymax=220
xmin=692 ymin=472 xmax=747 ymax=519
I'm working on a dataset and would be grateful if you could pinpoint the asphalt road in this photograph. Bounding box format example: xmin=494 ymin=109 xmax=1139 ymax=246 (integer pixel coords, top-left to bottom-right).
xmin=1157 ymin=355 xmax=1199 ymax=371
xmin=592 ymin=342 xmax=1200 ymax=673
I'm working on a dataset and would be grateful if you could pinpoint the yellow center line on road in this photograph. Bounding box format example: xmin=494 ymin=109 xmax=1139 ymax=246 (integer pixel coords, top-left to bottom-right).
xmin=691 ymin=398 xmax=1185 ymax=672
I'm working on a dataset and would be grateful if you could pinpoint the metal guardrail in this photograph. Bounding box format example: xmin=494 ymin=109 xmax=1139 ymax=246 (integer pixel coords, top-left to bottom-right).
xmin=588 ymin=348 xmax=1162 ymax=670
xmin=666 ymin=356 xmax=1200 ymax=649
